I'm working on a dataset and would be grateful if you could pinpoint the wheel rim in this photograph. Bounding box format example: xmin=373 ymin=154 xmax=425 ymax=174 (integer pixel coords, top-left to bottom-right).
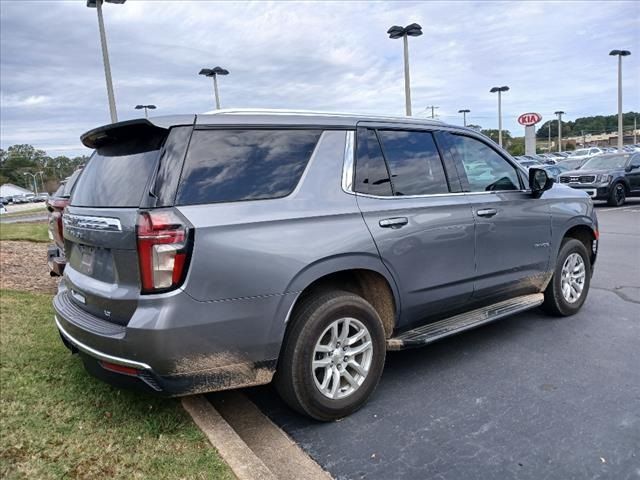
xmin=615 ymin=184 xmax=624 ymax=204
xmin=312 ymin=317 xmax=373 ymax=400
xmin=560 ymin=253 xmax=586 ymax=304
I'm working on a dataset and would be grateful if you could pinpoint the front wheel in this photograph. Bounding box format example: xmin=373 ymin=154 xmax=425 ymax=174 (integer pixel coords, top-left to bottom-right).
xmin=275 ymin=290 xmax=386 ymax=421
xmin=542 ymin=238 xmax=591 ymax=316
xmin=607 ymin=182 xmax=626 ymax=207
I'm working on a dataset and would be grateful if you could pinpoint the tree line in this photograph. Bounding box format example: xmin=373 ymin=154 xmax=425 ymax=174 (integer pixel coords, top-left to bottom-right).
xmin=0 ymin=145 xmax=89 ymax=193
xmin=535 ymin=111 xmax=638 ymax=139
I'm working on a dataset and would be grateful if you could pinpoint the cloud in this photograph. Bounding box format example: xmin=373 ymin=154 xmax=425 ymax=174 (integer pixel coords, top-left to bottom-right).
xmin=1 ymin=0 xmax=638 ymax=156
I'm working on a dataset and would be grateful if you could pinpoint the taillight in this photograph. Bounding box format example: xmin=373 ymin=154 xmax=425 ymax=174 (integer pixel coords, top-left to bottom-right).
xmin=136 ymin=209 xmax=191 ymax=294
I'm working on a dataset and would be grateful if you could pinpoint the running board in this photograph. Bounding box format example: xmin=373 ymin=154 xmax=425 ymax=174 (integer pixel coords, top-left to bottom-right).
xmin=387 ymin=293 xmax=544 ymax=351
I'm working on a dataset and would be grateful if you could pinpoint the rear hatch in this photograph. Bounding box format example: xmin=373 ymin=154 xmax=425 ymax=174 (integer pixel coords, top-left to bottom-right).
xmin=63 ymin=120 xmax=191 ymax=326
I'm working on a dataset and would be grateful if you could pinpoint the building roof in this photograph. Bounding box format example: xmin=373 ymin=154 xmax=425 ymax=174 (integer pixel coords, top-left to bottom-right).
xmin=0 ymin=183 xmax=33 ymax=197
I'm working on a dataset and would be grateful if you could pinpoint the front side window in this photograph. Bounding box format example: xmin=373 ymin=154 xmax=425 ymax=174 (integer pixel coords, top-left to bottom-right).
xmin=447 ymin=134 xmax=521 ymax=192
xmin=176 ymin=129 xmax=322 ymax=205
xmin=377 ymin=130 xmax=449 ymax=196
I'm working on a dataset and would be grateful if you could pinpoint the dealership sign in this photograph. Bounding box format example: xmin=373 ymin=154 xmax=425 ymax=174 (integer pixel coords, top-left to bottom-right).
xmin=518 ymin=112 xmax=542 ymax=126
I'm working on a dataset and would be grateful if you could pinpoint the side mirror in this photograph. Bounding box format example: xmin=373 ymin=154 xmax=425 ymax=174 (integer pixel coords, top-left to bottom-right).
xmin=626 ymin=163 xmax=640 ymax=172
xmin=529 ymin=168 xmax=553 ymax=196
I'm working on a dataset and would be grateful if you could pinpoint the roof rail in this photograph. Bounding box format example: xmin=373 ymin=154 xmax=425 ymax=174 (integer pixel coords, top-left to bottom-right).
xmin=200 ymin=108 xmax=444 ymax=123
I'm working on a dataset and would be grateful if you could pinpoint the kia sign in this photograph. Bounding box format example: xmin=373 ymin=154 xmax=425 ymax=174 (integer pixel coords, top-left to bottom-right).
xmin=518 ymin=112 xmax=542 ymax=126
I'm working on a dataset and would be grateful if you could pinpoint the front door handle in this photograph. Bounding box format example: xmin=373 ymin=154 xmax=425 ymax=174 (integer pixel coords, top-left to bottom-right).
xmin=379 ymin=217 xmax=408 ymax=229
xmin=476 ymin=208 xmax=498 ymax=218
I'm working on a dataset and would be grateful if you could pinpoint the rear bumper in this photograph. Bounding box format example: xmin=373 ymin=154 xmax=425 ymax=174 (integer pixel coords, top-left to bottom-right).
xmin=56 ymin=316 xmax=275 ymax=396
xmin=52 ymin=284 xmax=286 ymax=396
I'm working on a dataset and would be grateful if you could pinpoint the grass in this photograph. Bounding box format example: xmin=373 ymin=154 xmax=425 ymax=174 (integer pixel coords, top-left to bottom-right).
xmin=1 ymin=206 xmax=47 ymax=218
xmin=0 ymin=289 xmax=233 ymax=479
xmin=0 ymin=222 xmax=49 ymax=243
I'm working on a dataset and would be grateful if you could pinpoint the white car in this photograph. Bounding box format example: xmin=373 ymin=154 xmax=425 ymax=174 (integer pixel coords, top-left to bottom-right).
xmin=0 ymin=204 xmax=7 ymax=215
xmin=567 ymin=147 xmax=603 ymax=161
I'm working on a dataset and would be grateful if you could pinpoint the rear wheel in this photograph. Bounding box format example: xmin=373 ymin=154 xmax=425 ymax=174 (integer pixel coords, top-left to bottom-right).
xmin=607 ymin=182 xmax=626 ymax=206
xmin=275 ymin=290 xmax=386 ymax=421
xmin=542 ymin=238 xmax=591 ymax=316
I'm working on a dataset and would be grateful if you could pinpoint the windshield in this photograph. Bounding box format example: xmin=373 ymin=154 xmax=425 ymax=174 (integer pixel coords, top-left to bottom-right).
xmin=570 ymin=149 xmax=589 ymax=156
xmin=581 ymin=155 xmax=629 ymax=170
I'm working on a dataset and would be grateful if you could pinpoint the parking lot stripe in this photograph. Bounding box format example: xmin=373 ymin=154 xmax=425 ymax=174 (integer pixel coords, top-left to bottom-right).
xmin=182 ymin=395 xmax=277 ymax=480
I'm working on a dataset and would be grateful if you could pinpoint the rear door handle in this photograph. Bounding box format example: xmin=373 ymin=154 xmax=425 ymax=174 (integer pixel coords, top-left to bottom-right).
xmin=379 ymin=217 xmax=408 ymax=228
xmin=476 ymin=208 xmax=498 ymax=218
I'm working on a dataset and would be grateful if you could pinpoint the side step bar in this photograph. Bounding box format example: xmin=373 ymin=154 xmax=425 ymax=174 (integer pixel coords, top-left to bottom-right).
xmin=387 ymin=293 xmax=544 ymax=351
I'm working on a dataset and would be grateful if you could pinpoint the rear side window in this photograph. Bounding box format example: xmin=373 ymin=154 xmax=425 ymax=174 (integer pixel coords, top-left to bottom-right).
xmin=176 ymin=129 xmax=321 ymax=205
xmin=355 ymin=128 xmax=392 ymax=196
xmin=71 ymin=149 xmax=161 ymax=207
xmin=377 ymin=130 xmax=449 ymax=196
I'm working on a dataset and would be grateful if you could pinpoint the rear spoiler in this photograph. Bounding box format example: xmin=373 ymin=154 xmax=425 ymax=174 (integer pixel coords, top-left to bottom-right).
xmin=80 ymin=115 xmax=195 ymax=149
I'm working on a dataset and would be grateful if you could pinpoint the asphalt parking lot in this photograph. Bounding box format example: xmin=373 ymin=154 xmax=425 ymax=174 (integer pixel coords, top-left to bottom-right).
xmin=247 ymin=199 xmax=640 ymax=480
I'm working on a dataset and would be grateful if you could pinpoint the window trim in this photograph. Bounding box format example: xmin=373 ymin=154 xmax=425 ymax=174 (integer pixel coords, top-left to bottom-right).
xmin=342 ymin=126 xmax=532 ymax=199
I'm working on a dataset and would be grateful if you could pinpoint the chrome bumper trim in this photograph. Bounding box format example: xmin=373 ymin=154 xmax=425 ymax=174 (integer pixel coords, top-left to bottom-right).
xmin=55 ymin=315 xmax=151 ymax=370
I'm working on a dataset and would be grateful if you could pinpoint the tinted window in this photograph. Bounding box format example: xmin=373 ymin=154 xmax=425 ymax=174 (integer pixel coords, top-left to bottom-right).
xmin=377 ymin=130 xmax=449 ymax=196
xmin=355 ymin=129 xmax=392 ymax=196
xmin=176 ymin=129 xmax=321 ymax=205
xmin=71 ymin=150 xmax=160 ymax=207
xmin=447 ymin=134 xmax=520 ymax=192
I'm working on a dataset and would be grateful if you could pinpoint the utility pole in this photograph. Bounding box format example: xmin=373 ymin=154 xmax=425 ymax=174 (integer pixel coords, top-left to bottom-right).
xmin=548 ymin=122 xmax=552 ymax=151
xmin=582 ymin=130 xmax=586 ymax=147
xmin=634 ymin=115 xmax=637 ymax=144
xmin=426 ymin=105 xmax=439 ymax=119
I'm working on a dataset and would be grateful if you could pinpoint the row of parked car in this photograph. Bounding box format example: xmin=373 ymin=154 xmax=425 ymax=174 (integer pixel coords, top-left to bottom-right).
xmin=514 ymin=144 xmax=640 ymax=206
xmin=0 ymin=193 xmax=49 ymax=205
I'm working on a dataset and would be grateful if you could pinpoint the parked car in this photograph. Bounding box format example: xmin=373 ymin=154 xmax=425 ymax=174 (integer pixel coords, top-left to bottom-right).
xmin=542 ymin=163 xmax=572 ymax=181
xmin=54 ymin=112 xmax=598 ymax=421
xmin=559 ymin=157 xmax=588 ymax=171
xmin=558 ymin=152 xmax=640 ymax=206
xmin=514 ymin=156 xmax=542 ymax=168
xmin=567 ymin=147 xmax=603 ymax=161
xmin=0 ymin=196 xmax=8 ymax=205
xmin=46 ymin=168 xmax=83 ymax=276
xmin=0 ymin=204 xmax=6 ymax=215
xmin=535 ymin=154 xmax=558 ymax=165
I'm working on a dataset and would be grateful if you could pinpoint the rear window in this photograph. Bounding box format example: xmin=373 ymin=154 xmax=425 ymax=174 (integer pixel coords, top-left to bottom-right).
xmin=176 ymin=129 xmax=322 ymax=205
xmin=71 ymin=133 xmax=165 ymax=207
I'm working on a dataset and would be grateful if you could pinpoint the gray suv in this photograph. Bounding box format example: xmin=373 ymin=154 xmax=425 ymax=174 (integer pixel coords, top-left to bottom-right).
xmin=54 ymin=111 xmax=598 ymax=421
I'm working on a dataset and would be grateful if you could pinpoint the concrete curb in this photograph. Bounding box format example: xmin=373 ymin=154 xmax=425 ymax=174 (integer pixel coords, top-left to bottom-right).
xmin=182 ymin=395 xmax=277 ymax=480
xmin=211 ymin=391 xmax=332 ymax=480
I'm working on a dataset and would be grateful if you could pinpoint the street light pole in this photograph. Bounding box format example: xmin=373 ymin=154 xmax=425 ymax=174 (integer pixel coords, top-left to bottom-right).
xmin=387 ymin=23 xmax=423 ymax=116
xmin=548 ymin=122 xmax=551 ymax=151
xmin=23 ymin=172 xmax=38 ymax=196
xmin=135 ymin=104 xmax=157 ymax=118
xmin=36 ymin=171 xmax=45 ymax=193
xmin=609 ymin=50 xmax=631 ymax=150
xmin=490 ymin=86 xmax=510 ymax=147
xmin=554 ymin=111 xmax=565 ymax=153
xmin=458 ymin=109 xmax=470 ymax=127
xmin=87 ymin=0 xmax=126 ymax=123
xmin=199 ymin=67 xmax=229 ymax=110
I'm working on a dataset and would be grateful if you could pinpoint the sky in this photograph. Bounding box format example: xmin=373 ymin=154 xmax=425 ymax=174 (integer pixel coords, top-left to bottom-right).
xmin=1 ymin=0 xmax=639 ymax=157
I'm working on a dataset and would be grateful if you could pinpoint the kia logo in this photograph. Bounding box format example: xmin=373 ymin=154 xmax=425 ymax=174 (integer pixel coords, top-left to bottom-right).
xmin=517 ymin=113 xmax=542 ymax=126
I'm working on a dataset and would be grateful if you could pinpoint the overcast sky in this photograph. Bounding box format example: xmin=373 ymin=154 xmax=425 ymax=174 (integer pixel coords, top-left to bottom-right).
xmin=1 ymin=0 xmax=638 ymax=157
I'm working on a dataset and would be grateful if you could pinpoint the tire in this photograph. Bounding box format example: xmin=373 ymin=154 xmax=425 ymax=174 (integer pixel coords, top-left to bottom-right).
xmin=542 ymin=238 xmax=591 ymax=316
xmin=275 ymin=290 xmax=386 ymax=421
xmin=607 ymin=182 xmax=626 ymax=207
